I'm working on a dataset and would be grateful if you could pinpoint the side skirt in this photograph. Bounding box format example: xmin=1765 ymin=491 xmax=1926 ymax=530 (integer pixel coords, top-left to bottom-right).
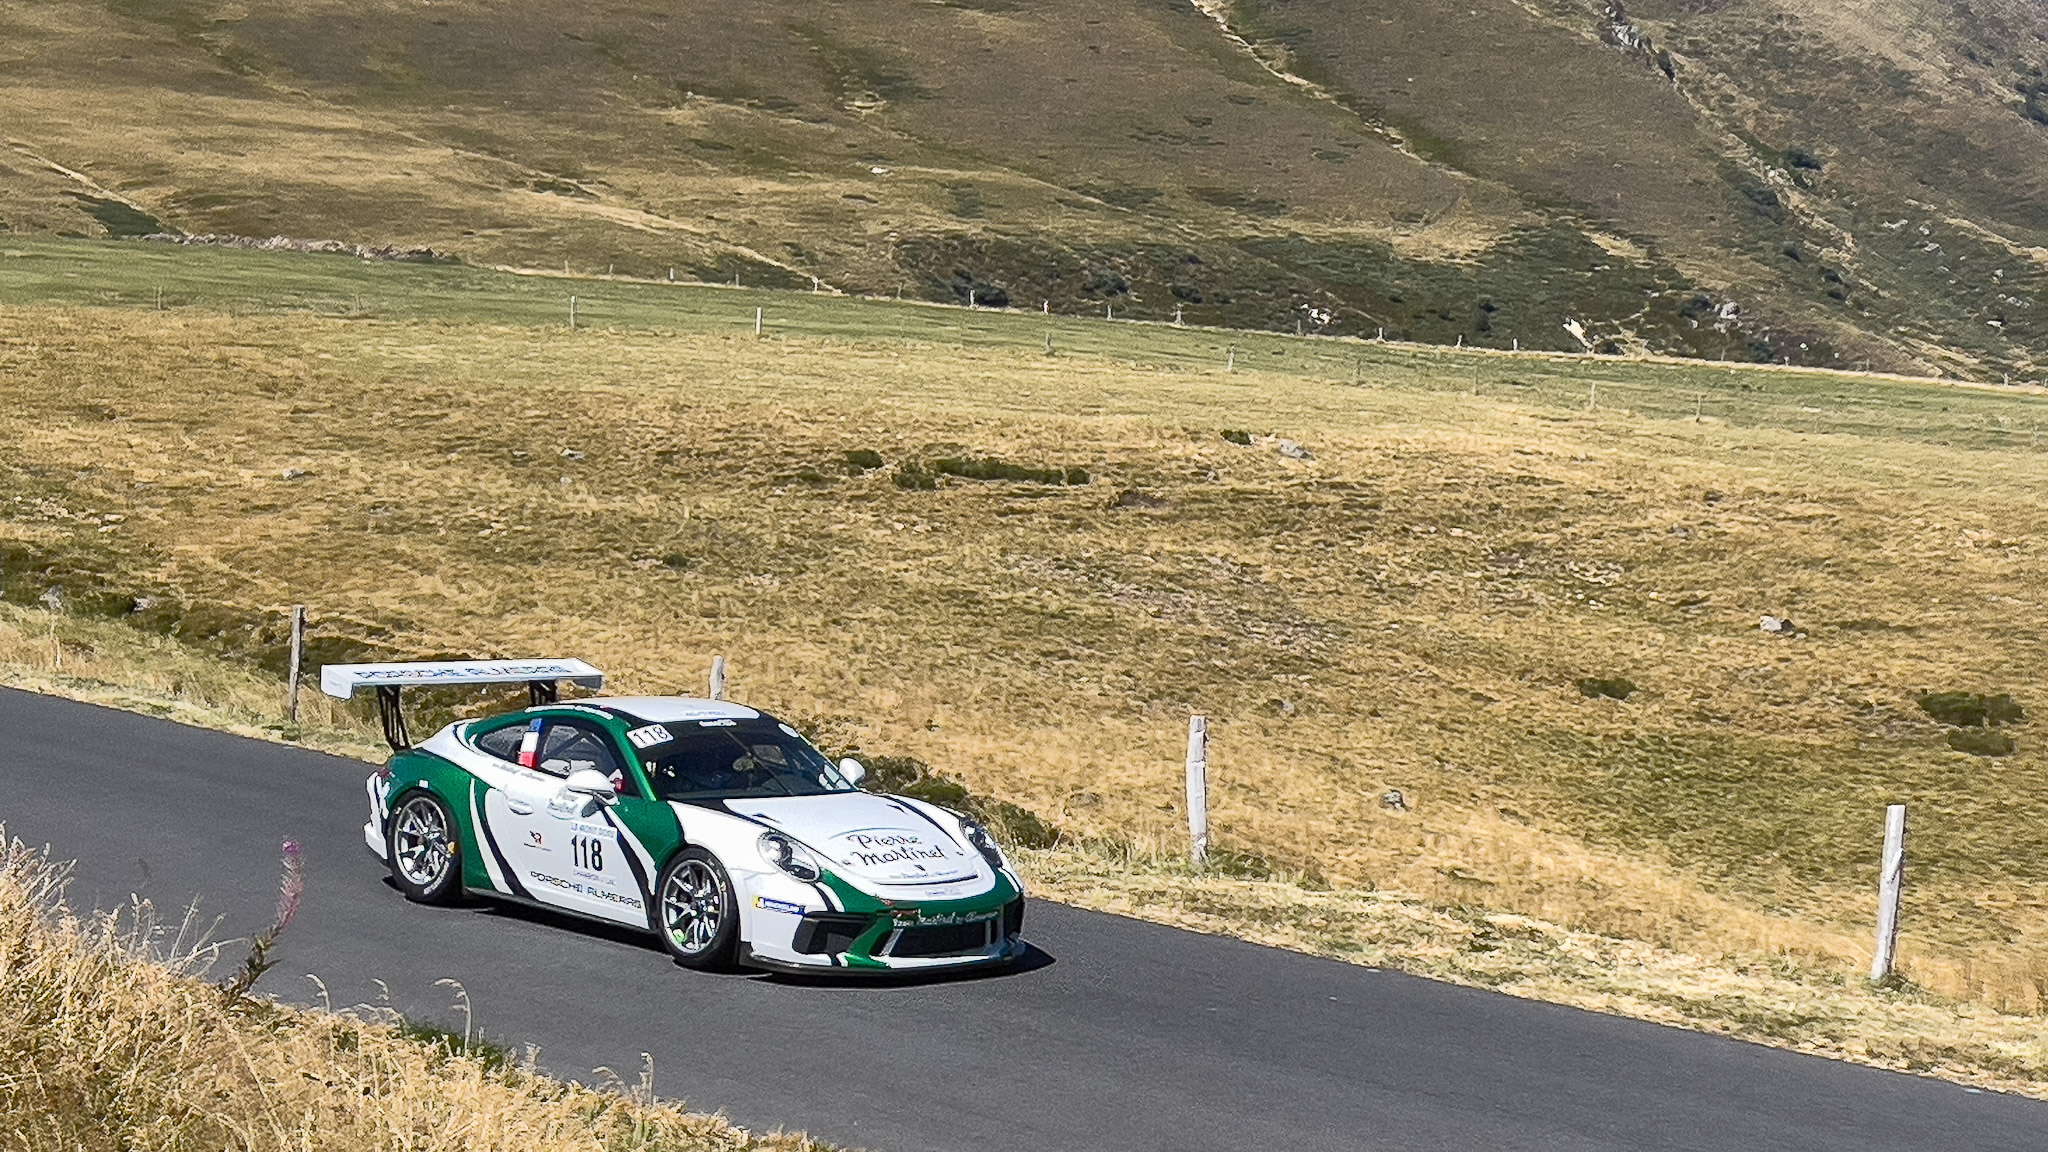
xmin=458 ymin=887 xmax=662 ymax=940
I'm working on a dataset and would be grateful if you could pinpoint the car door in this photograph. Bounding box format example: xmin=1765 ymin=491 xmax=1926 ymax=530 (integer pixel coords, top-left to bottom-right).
xmin=494 ymin=716 xmax=648 ymax=926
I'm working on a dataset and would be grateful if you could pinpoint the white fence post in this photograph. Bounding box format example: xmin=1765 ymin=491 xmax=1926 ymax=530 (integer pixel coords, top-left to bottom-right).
xmin=708 ymin=655 xmax=727 ymax=701
xmin=1870 ymin=804 xmax=1908 ymax=981
xmin=754 ymin=307 xmax=762 ymax=336
xmin=1185 ymin=715 xmax=1209 ymax=863
xmin=286 ymin=604 xmax=306 ymax=723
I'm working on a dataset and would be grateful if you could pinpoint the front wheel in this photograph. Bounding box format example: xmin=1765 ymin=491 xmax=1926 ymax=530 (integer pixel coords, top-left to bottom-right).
xmin=653 ymin=848 xmax=740 ymax=970
xmin=387 ymin=791 xmax=464 ymax=905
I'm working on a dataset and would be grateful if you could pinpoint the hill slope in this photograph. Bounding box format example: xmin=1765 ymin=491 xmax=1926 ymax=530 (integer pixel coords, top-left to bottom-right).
xmin=0 ymin=0 xmax=2042 ymax=371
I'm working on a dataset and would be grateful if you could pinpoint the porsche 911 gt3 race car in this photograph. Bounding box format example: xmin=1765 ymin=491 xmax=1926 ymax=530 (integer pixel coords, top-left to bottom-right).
xmin=325 ymin=659 xmax=1026 ymax=973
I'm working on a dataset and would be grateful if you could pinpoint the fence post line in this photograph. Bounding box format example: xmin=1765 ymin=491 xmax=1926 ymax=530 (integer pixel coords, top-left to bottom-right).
xmin=1870 ymin=804 xmax=1908 ymax=981
xmin=1185 ymin=715 xmax=1209 ymax=863
xmin=286 ymin=605 xmax=307 ymax=723
xmin=708 ymin=655 xmax=727 ymax=701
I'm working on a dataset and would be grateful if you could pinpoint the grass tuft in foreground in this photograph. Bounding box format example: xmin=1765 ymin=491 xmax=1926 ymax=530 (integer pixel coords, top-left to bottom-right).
xmin=0 ymin=832 xmax=833 ymax=1152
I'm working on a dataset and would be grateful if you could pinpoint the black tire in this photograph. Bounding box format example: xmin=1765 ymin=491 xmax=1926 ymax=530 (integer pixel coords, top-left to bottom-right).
xmin=652 ymin=847 xmax=740 ymax=970
xmin=386 ymin=790 xmax=465 ymax=905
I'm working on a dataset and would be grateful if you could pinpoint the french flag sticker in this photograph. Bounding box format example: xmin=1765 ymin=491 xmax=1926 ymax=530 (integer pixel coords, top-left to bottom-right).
xmin=517 ymin=718 xmax=543 ymax=768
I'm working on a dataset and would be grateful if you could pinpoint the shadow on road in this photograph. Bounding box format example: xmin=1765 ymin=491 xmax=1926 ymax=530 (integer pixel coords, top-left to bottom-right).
xmin=388 ymin=878 xmax=1058 ymax=987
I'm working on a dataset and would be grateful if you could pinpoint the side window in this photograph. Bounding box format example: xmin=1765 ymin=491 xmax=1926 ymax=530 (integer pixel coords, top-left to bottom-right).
xmin=473 ymin=720 xmax=532 ymax=763
xmin=537 ymin=720 xmax=637 ymax=797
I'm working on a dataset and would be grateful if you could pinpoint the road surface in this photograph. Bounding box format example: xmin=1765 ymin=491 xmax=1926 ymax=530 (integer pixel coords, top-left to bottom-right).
xmin=1 ymin=686 xmax=2038 ymax=1150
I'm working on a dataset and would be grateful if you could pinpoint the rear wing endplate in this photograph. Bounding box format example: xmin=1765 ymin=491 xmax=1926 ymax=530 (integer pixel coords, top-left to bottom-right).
xmin=320 ymin=659 xmax=605 ymax=751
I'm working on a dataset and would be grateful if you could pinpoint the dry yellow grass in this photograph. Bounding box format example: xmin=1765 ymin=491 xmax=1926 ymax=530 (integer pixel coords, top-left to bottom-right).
xmin=6 ymin=603 xmax=2048 ymax=1097
xmin=0 ymin=830 xmax=832 ymax=1152
xmin=2 ymin=298 xmax=2046 ymax=1030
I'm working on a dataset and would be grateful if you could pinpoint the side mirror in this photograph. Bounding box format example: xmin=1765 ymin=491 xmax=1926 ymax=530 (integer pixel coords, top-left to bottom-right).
xmin=564 ymin=768 xmax=617 ymax=802
xmin=838 ymin=757 xmax=867 ymax=787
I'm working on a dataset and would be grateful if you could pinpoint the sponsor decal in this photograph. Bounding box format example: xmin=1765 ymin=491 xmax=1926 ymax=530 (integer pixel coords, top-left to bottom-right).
xmin=568 ymin=820 xmax=612 ymax=836
xmin=754 ymin=896 xmax=806 ymax=915
xmin=697 ymin=718 xmax=737 ymax=727
xmin=527 ymin=871 xmax=643 ymax=910
xmin=527 ymin=830 xmax=545 ymax=847
xmin=355 ymin=661 xmax=589 ymax=681
xmin=840 ymin=831 xmax=951 ymax=868
xmin=892 ymin=908 xmax=998 ymax=928
xmin=625 ymin=723 xmax=673 ymax=749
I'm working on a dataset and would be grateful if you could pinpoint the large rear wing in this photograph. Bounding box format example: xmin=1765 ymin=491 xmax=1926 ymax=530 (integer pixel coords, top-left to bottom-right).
xmin=321 ymin=658 xmax=605 ymax=751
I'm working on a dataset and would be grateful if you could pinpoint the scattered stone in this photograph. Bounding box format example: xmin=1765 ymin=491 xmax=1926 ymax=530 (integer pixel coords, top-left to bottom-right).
xmin=1760 ymin=614 xmax=1798 ymax=635
xmin=1380 ymin=789 xmax=1410 ymax=811
xmin=1110 ymin=488 xmax=1169 ymax=509
xmin=1276 ymin=438 xmax=1313 ymax=460
xmin=280 ymin=467 xmax=309 ymax=481
xmin=37 ymin=587 xmax=61 ymax=611
xmin=559 ymin=448 xmax=586 ymax=461
xmin=128 ymin=595 xmax=156 ymax=614
xmin=137 ymin=232 xmax=441 ymax=262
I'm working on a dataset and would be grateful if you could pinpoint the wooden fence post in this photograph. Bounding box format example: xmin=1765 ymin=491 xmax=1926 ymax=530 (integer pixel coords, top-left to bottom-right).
xmin=1185 ymin=715 xmax=1209 ymax=863
xmin=754 ymin=307 xmax=762 ymax=336
xmin=709 ymin=655 xmax=727 ymax=701
xmin=568 ymin=296 xmax=577 ymax=329
xmin=286 ymin=605 xmax=306 ymax=723
xmin=1870 ymin=804 xmax=1907 ymax=981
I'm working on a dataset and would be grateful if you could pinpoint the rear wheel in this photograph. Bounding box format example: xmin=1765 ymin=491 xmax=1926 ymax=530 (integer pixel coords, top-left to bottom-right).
xmin=654 ymin=848 xmax=740 ymax=970
xmin=387 ymin=791 xmax=464 ymax=905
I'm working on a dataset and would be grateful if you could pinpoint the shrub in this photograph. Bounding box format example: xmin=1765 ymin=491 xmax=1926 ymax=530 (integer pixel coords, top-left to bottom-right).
xmin=854 ymin=753 xmax=1060 ymax=848
xmin=1221 ymin=429 xmax=1253 ymax=445
xmin=842 ymin=448 xmax=885 ymax=472
xmin=1576 ymin=677 xmax=1636 ymax=701
xmin=892 ymin=464 xmax=936 ymax=490
xmin=1948 ymin=729 xmax=2017 ymax=757
xmin=927 ymin=456 xmax=1088 ymax=485
xmin=1917 ymin=692 xmax=2024 ymax=728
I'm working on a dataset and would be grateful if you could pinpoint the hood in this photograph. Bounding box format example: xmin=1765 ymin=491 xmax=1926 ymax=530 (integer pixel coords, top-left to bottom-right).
xmin=726 ymin=793 xmax=981 ymax=885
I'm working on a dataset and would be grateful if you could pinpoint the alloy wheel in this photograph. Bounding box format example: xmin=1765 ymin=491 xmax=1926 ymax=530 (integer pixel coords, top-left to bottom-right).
xmin=660 ymin=859 xmax=726 ymax=954
xmin=393 ymin=795 xmax=453 ymax=887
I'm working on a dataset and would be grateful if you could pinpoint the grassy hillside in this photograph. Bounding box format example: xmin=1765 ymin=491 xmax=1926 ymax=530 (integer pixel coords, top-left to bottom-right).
xmin=4 ymin=239 xmax=2047 ymax=1017
xmin=1 ymin=0 xmax=2042 ymax=375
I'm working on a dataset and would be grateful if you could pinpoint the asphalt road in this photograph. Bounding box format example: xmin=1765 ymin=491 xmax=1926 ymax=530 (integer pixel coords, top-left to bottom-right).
xmin=2 ymin=686 xmax=2040 ymax=1150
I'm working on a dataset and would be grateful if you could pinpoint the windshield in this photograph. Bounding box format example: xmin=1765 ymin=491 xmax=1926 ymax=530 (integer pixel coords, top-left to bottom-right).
xmin=637 ymin=718 xmax=854 ymax=801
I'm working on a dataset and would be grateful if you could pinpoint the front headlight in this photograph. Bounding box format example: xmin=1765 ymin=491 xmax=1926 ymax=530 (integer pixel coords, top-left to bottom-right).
xmin=758 ymin=832 xmax=822 ymax=881
xmin=959 ymin=818 xmax=1006 ymax=869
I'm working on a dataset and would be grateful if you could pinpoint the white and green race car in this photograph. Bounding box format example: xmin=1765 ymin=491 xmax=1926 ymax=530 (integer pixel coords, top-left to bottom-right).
xmin=326 ymin=660 xmax=1026 ymax=974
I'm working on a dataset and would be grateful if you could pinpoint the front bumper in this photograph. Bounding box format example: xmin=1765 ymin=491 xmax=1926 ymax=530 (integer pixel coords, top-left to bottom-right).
xmin=738 ymin=866 xmax=1027 ymax=972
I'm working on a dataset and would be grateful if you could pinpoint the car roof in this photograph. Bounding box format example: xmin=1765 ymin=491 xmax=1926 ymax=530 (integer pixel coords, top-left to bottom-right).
xmin=581 ymin=696 xmax=763 ymax=724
